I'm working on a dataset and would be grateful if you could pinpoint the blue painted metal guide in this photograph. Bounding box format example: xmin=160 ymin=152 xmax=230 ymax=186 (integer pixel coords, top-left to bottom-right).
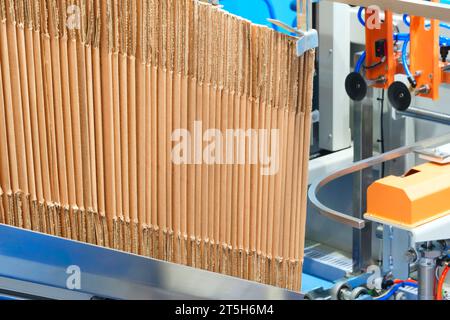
xmin=0 ymin=224 xmax=304 ymax=300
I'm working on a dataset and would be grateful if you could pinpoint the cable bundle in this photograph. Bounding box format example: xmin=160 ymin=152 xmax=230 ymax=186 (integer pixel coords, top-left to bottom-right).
xmin=0 ymin=0 xmax=315 ymax=291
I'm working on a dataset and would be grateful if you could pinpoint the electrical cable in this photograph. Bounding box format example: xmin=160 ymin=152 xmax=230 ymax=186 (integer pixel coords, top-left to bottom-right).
xmin=436 ymin=265 xmax=450 ymax=300
xmin=378 ymin=90 xmax=386 ymax=177
xmin=436 ymin=265 xmax=442 ymax=282
xmin=364 ymin=56 xmax=386 ymax=70
xmin=374 ymin=280 xmax=418 ymax=300
xmin=374 ymin=287 xmax=397 ymax=300
xmin=394 ymin=25 xmax=400 ymax=47
xmin=354 ymin=51 xmax=385 ymax=73
xmin=375 ymin=283 xmax=403 ymax=300
xmin=394 ymin=279 xmax=417 ymax=285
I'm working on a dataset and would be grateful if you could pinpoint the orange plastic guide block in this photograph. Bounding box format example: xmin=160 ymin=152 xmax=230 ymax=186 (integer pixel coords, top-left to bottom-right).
xmin=365 ymin=162 xmax=450 ymax=228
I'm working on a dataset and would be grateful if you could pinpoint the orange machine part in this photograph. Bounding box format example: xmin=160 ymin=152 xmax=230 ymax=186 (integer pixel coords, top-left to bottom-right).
xmin=366 ymin=162 xmax=450 ymax=228
xmin=442 ymin=62 xmax=450 ymax=84
xmin=410 ymin=1 xmax=441 ymax=100
xmin=365 ymin=9 xmax=396 ymax=89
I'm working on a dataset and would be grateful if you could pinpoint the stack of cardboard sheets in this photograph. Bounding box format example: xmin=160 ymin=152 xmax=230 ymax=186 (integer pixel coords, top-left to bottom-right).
xmin=0 ymin=0 xmax=315 ymax=291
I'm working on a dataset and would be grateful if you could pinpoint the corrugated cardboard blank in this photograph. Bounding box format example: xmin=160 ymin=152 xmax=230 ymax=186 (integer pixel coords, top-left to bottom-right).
xmin=0 ymin=0 xmax=315 ymax=291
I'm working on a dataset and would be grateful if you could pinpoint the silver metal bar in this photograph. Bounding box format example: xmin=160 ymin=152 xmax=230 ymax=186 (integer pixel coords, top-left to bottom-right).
xmin=307 ymin=0 xmax=313 ymax=31
xmin=397 ymin=107 xmax=450 ymax=126
xmin=267 ymin=19 xmax=303 ymax=36
xmin=317 ymin=1 xmax=352 ymax=152
xmin=352 ymin=89 xmax=374 ymax=272
xmin=308 ymin=132 xmax=450 ymax=229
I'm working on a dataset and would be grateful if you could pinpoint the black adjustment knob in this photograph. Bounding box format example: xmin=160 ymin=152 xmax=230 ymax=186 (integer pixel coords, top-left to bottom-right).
xmin=388 ymin=81 xmax=412 ymax=111
xmin=345 ymin=72 xmax=368 ymax=101
xmin=441 ymin=45 xmax=449 ymax=63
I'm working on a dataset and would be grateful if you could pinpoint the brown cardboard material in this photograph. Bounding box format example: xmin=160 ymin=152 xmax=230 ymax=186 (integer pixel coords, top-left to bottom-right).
xmin=0 ymin=0 xmax=315 ymax=291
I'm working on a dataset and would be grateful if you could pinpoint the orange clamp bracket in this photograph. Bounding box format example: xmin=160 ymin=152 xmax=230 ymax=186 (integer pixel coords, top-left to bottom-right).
xmin=410 ymin=1 xmax=441 ymax=100
xmin=365 ymin=9 xmax=396 ymax=89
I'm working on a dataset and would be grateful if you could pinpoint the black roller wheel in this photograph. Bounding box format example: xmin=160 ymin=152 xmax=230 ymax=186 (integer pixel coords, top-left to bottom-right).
xmin=388 ymin=81 xmax=412 ymax=111
xmin=345 ymin=72 xmax=367 ymax=102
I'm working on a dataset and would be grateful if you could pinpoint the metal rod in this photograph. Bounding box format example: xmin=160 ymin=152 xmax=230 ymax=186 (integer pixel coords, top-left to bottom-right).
xmin=352 ymin=89 xmax=374 ymax=271
xmin=397 ymin=107 xmax=450 ymax=126
xmin=308 ymin=132 xmax=450 ymax=229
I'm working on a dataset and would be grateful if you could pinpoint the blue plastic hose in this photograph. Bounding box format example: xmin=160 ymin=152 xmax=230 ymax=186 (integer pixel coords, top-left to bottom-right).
xmin=402 ymin=39 xmax=414 ymax=82
xmin=394 ymin=33 xmax=410 ymax=42
xmin=357 ymin=8 xmax=450 ymax=31
xmin=355 ymin=6 xmax=450 ymax=82
xmin=376 ymin=284 xmax=402 ymax=301
xmin=358 ymin=7 xmax=366 ymax=27
xmin=375 ymin=282 xmax=418 ymax=301
xmin=262 ymin=0 xmax=280 ymax=32
xmin=440 ymin=35 xmax=450 ymax=46
xmin=403 ymin=14 xmax=450 ymax=30
xmin=355 ymin=51 xmax=366 ymax=73
xmin=394 ymin=32 xmax=450 ymax=46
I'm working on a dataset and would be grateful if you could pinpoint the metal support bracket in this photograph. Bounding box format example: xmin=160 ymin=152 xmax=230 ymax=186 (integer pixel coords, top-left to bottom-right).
xmin=297 ymin=29 xmax=319 ymax=56
xmin=266 ymin=19 xmax=318 ymax=57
